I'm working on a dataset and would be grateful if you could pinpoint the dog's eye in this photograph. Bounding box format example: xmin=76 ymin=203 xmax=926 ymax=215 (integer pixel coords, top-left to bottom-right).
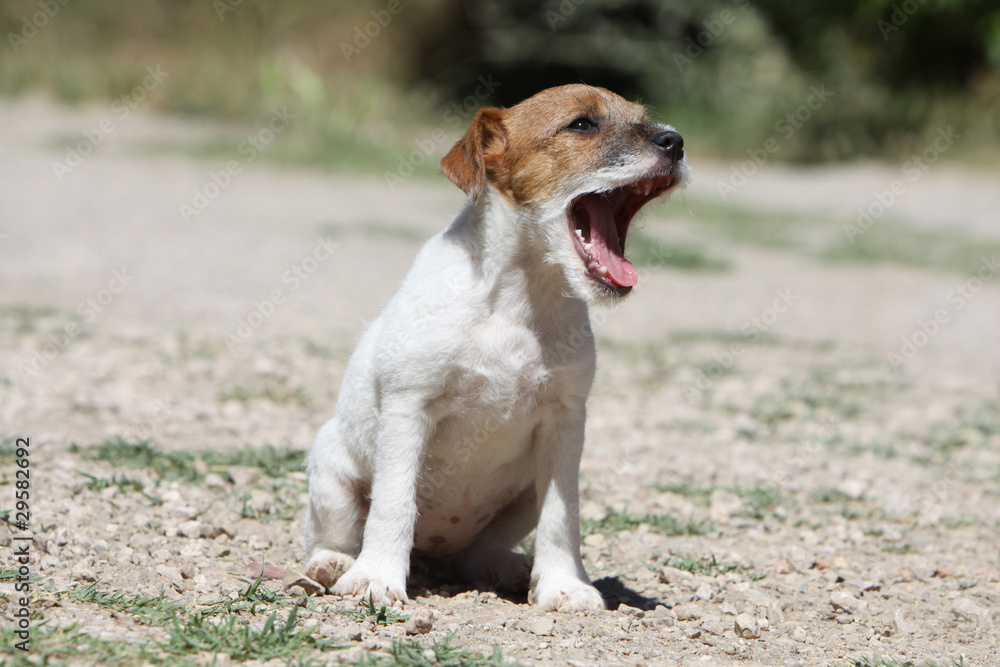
xmin=565 ymin=117 xmax=598 ymax=133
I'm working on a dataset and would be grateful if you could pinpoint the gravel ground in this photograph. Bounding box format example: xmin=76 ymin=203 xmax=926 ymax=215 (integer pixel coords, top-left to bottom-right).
xmin=1 ymin=98 xmax=999 ymax=666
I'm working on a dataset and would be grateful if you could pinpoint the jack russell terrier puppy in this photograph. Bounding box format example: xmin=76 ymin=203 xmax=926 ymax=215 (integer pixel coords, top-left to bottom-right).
xmin=304 ymin=84 xmax=688 ymax=611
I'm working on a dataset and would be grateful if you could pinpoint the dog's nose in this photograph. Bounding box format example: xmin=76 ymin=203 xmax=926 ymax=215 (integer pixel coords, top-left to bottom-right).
xmin=652 ymin=130 xmax=684 ymax=162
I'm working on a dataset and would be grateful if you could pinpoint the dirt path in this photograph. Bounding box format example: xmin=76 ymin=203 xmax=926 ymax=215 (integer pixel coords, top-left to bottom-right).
xmin=1 ymin=98 xmax=998 ymax=666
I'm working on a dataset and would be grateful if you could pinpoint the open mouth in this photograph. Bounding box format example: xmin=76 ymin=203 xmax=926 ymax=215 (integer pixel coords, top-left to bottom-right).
xmin=568 ymin=173 xmax=677 ymax=295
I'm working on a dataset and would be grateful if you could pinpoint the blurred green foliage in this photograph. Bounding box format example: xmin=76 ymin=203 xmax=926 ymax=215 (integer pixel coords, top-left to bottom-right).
xmin=416 ymin=0 xmax=1000 ymax=161
xmin=1 ymin=0 xmax=996 ymax=166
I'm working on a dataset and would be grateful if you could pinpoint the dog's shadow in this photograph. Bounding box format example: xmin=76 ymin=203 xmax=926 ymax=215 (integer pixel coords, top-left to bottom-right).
xmin=592 ymin=576 xmax=661 ymax=610
xmin=408 ymin=557 xmax=661 ymax=610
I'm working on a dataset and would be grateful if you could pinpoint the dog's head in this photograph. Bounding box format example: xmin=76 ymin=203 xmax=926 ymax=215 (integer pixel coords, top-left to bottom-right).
xmin=441 ymin=84 xmax=689 ymax=301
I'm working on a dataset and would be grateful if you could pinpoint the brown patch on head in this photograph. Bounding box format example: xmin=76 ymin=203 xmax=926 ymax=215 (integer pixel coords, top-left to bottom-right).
xmin=449 ymin=515 xmax=460 ymax=524
xmin=429 ymin=535 xmax=447 ymax=545
xmin=441 ymin=84 xmax=654 ymax=206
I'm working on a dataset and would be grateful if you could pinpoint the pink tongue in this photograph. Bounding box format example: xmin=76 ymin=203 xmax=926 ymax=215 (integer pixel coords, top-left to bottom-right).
xmin=579 ymin=196 xmax=638 ymax=287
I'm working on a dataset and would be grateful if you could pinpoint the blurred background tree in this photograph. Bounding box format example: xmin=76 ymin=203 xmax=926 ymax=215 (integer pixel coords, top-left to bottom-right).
xmin=2 ymin=0 xmax=997 ymax=167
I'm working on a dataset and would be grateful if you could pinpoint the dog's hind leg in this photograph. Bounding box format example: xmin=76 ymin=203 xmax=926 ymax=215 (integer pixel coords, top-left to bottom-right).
xmin=304 ymin=434 xmax=369 ymax=590
xmin=454 ymin=487 xmax=537 ymax=593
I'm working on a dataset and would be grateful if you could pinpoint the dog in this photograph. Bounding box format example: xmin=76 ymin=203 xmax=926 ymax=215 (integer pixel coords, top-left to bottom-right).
xmin=304 ymin=84 xmax=688 ymax=611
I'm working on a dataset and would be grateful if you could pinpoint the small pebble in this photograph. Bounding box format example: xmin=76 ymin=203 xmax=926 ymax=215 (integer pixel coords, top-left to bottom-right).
xmin=659 ymin=566 xmax=695 ymax=584
xmin=179 ymin=542 xmax=203 ymax=558
xmin=673 ymin=604 xmax=702 ymax=621
xmin=830 ymin=591 xmax=868 ymax=615
xmin=701 ymin=616 xmax=728 ymax=636
xmin=177 ymin=520 xmax=205 ymax=539
xmin=527 ymin=616 xmax=555 ymax=636
xmin=617 ymin=603 xmax=644 ymax=617
xmin=71 ymin=562 xmax=97 ymax=582
xmin=649 ymin=605 xmax=672 ymax=618
xmin=734 ymin=613 xmax=760 ymax=639
xmin=559 ymin=622 xmax=583 ymax=634
xmin=248 ymin=536 xmax=271 ymax=551
xmin=404 ymin=607 xmax=434 ymax=635
xmin=695 ymin=583 xmax=714 ymax=601
xmin=951 ymin=598 xmax=987 ymax=624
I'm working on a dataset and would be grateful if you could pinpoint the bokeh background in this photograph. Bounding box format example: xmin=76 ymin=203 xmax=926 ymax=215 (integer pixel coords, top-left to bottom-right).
xmin=3 ymin=0 xmax=998 ymax=168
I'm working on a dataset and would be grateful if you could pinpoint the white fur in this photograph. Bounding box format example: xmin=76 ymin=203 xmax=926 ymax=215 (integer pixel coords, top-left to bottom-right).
xmin=305 ymin=111 xmax=687 ymax=612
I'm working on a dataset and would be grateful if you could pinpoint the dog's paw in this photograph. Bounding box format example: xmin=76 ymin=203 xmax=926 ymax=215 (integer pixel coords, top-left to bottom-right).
xmin=457 ymin=549 xmax=533 ymax=593
xmin=529 ymin=576 xmax=605 ymax=612
xmin=304 ymin=549 xmax=356 ymax=591
xmin=331 ymin=564 xmax=409 ymax=605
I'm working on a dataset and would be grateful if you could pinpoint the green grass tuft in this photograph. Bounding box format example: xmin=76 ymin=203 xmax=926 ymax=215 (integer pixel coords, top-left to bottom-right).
xmin=582 ymin=509 xmax=713 ymax=538
xmin=808 ymin=487 xmax=856 ymax=504
xmin=192 ymin=576 xmax=292 ymax=620
xmin=236 ymin=484 xmax=303 ymax=522
xmin=79 ymin=471 xmax=145 ymax=494
xmin=652 ymin=479 xmax=714 ymax=500
xmin=347 ymin=636 xmax=509 ymax=667
xmin=731 ymin=484 xmax=784 ymax=520
xmin=163 ymin=606 xmax=343 ymax=661
xmin=663 ymin=553 xmax=763 ymax=580
xmin=72 ymin=438 xmax=307 ymax=483
xmin=341 ymin=593 xmax=410 ymax=626
xmin=72 ymin=438 xmax=203 ymax=482
xmin=0 ymin=621 xmax=155 ymax=666
xmin=73 ymin=583 xmax=181 ymax=624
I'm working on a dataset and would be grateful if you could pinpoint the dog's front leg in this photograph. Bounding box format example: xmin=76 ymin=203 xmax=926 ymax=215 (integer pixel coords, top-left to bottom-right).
xmin=332 ymin=394 xmax=430 ymax=605
xmin=528 ymin=403 xmax=605 ymax=612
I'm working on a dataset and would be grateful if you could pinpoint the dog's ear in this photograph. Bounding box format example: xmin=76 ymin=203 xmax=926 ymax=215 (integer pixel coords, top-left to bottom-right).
xmin=441 ymin=107 xmax=507 ymax=202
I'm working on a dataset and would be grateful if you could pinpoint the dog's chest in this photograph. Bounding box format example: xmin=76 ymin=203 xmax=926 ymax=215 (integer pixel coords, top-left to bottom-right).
xmin=440 ymin=310 xmax=582 ymax=415
xmin=412 ymin=313 xmax=592 ymax=555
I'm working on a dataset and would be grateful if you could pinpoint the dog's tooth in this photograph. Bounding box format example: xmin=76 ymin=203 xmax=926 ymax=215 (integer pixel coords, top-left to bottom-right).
xmin=583 ymin=242 xmax=592 ymax=251
xmin=575 ymin=229 xmax=584 ymax=239
xmin=598 ymin=266 xmax=608 ymax=276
